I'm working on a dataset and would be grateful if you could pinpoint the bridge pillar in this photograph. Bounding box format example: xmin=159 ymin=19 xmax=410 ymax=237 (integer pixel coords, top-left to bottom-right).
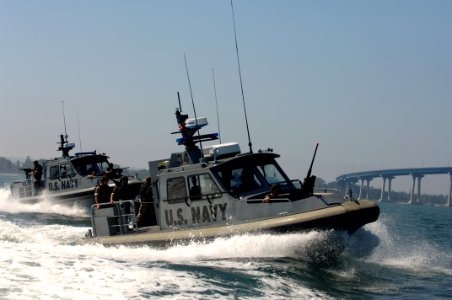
xmin=448 ymin=173 xmax=452 ymax=207
xmin=345 ymin=179 xmax=357 ymax=199
xmin=358 ymin=178 xmax=364 ymax=199
xmin=379 ymin=176 xmax=394 ymax=202
xmin=409 ymin=175 xmax=416 ymax=204
xmin=365 ymin=178 xmax=371 ymax=199
xmin=337 ymin=180 xmax=346 ymax=195
xmin=387 ymin=176 xmax=395 ymax=202
xmin=417 ymin=175 xmax=424 ymax=203
xmin=409 ymin=174 xmax=424 ymax=204
xmin=379 ymin=177 xmax=386 ymax=202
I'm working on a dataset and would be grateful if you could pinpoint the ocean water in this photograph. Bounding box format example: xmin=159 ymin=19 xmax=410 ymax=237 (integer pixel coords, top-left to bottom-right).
xmin=0 ymin=174 xmax=451 ymax=299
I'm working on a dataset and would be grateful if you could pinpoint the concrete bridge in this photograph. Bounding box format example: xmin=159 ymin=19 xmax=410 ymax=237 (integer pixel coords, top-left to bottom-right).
xmin=336 ymin=167 xmax=452 ymax=207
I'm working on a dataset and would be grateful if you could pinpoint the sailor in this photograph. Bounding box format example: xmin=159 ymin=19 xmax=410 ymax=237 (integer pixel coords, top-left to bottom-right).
xmin=238 ymin=167 xmax=259 ymax=193
xmin=110 ymin=176 xmax=134 ymax=217
xmin=94 ymin=176 xmax=113 ymax=209
xmin=136 ymin=176 xmax=156 ymax=227
xmin=110 ymin=176 xmax=133 ymax=201
xmin=104 ymin=163 xmax=115 ymax=179
xmin=263 ymin=184 xmax=280 ymax=203
xmin=87 ymin=170 xmax=97 ymax=179
xmin=189 ymin=176 xmax=201 ymax=200
xmin=31 ymin=160 xmax=43 ymax=195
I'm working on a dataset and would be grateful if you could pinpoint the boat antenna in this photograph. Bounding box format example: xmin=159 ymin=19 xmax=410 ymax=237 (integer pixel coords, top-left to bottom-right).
xmin=184 ymin=53 xmax=203 ymax=155
xmin=230 ymin=0 xmax=253 ymax=153
xmin=303 ymin=143 xmax=319 ymax=196
xmin=212 ymin=68 xmax=222 ymax=144
xmin=177 ymin=91 xmax=182 ymax=112
xmin=76 ymin=110 xmax=83 ymax=153
xmin=61 ymin=100 xmax=68 ymax=142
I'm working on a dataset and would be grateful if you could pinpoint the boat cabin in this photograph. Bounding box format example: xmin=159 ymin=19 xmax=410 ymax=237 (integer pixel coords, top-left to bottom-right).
xmin=44 ymin=151 xmax=113 ymax=192
xmin=89 ymin=109 xmax=318 ymax=237
xmin=10 ymin=135 xmax=121 ymax=198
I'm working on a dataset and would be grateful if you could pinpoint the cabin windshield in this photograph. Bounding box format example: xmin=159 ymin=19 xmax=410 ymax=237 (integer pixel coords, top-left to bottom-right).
xmin=72 ymin=156 xmax=110 ymax=176
xmin=256 ymin=163 xmax=286 ymax=185
xmin=211 ymin=153 xmax=292 ymax=195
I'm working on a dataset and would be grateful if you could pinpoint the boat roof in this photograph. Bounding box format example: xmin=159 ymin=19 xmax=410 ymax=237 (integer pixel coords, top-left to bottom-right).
xmin=158 ymin=150 xmax=282 ymax=177
xmin=212 ymin=151 xmax=281 ymax=168
xmin=44 ymin=151 xmax=109 ymax=165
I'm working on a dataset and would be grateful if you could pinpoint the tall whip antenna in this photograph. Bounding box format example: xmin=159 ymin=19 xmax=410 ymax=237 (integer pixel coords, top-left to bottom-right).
xmin=212 ymin=68 xmax=222 ymax=144
xmin=76 ymin=110 xmax=83 ymax=153
xmin=177 ymin=91 xmax=182 ymax=112
xmin=184 ymin=53 xmax=203 ymax=154
xmin=230 ymin=0 xmax=252 ymax=153
xmin=61 ymin=100 xmax=68 ymax=141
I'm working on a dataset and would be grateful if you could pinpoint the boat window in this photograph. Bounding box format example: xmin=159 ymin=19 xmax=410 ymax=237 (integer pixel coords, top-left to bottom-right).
xmin=215 ymin=166 xmax=262 ymax=194
xmin=86 ymin=163 xmax=100 ymax=176
xmin=96 ymin=161 xmax=110 ymax=174
xmin=211 ymin=153 xmax=295 ymax=196
xmin=188 ymin=174 xmax=221 ymax=201
xmin=72 ymin=156 xmax=109 ymax=176
xmin=256 ymin=163 xmax=286 ymax=185
xmin=167 ymin=176 xmax=187 ymax=202
xmin=60 ymin=164 xmax=76 ymax=178
xmin=49 ymin=165 xmax=60 ymax=179
xmin=73 ymin=163 xmax=87 ymax=176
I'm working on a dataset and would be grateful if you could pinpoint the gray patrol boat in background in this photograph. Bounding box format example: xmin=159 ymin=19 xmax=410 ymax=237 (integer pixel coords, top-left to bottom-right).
xmin=9 ymin=135 xmax=141 ymax=211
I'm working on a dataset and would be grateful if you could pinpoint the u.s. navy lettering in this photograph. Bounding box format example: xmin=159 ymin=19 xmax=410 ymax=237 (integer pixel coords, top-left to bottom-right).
xmin=165 ymin=203 xmax=227 ymax=227
xmin=48 ymin=179 xmax=78 ymax=191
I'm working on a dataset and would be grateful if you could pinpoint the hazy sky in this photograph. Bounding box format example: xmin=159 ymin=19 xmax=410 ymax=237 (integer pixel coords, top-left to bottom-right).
xmin=1 ymin=1 xmax=451 ymax=194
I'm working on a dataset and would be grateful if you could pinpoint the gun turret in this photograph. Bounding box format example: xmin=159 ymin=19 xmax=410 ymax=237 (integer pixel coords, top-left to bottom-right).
xmin=303 ymin=143 xmax=319 ymax=196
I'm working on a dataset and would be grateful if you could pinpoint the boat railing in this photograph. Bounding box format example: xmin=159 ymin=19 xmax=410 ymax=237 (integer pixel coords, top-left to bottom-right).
xmin=10 ymin=179 xmax=34 ymax=198
xmin=89 ymin=200 xmax=138 ymax=237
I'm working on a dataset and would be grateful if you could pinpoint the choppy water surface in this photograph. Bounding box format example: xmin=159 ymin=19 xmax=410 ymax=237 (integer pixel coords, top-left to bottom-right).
xmin=0 ymin=176 xmax=451 ymax=299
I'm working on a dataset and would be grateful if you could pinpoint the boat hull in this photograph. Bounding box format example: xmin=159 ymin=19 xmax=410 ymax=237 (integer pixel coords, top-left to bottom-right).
xmin=12 ymin=181 xmax=142 ymax=212
xmin=14 ymin=188 xmax=97 ymax=210
xmin=84 ymin=199 xmax=379 ymax=247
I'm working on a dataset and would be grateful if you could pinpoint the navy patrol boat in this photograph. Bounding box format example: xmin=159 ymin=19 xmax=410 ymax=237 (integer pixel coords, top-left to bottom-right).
xmin=84 ymin=109 xmax=380 ymax=247
xmin=9 ymin=134 xmax=141 ymax=211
